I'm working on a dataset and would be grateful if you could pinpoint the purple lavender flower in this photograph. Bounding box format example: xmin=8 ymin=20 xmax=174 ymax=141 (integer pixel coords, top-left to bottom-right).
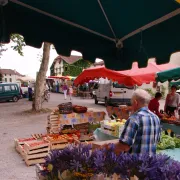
xmin=70 ymin=160 xmax=83 ymax=172
xmin=40 ymin=144 xmax=180 ymax=180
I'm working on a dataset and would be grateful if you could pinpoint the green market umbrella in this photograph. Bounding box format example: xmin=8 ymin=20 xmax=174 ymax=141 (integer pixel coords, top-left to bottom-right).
xmin=0 ymin=0 xmax=180 ymax=70
xmin=156 ymin=67 xmax=180 ymax=83
xmin=170 ymin=81 xmax=180 ymax=87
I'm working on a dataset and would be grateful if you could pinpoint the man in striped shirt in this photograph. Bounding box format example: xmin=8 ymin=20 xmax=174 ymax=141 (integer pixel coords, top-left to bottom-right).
xmin=113 ymin=89 xmax=161 ymax=155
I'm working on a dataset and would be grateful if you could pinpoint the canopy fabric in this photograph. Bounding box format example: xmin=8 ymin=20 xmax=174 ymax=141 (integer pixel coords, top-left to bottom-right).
xmin=73 ymin=66 xmax=143 ymax=86
xmin=119 ymin=62 xmax=178 ymax=84
xmin=47 ymin=75 xmax=76 ymax=80
xmin=64 ymin=76 xmax=76 ymax=80
xmin=156 ymin=67 xmax=180 ymax=83
xmin=48 ymin=76 xmax=63 ymax=79
xmin=17 ymin=76 xmax=35 ymax=82
xmin=1 ymin=0 xmax=180 ymax=70
xmin=170 ymin=81 xmax=180 ymax=87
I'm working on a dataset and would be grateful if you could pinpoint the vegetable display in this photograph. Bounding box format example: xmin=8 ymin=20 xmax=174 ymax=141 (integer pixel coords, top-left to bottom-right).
xmin=157 ymin=132 xmax=180 ymax=150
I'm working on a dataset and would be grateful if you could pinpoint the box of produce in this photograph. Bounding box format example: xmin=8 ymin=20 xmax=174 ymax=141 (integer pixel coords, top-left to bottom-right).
xmin=157 ymin=132 xmax=180 ymax=150
xmin=100 ymin=120 xmax=126 ymax=137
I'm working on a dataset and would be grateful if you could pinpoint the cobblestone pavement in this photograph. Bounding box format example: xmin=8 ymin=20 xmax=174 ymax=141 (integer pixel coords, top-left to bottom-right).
xmin=0 ymin=93 xmax=165 ymax=180
xmin=0 ymin=93 xmax=106 ymax=180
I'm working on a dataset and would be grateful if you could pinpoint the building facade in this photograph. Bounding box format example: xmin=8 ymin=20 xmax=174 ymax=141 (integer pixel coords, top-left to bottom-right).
xmin=0 ymin=69 xmax=24 ymax=83
xmin=50 ymin=55 xmax=92 ymax=77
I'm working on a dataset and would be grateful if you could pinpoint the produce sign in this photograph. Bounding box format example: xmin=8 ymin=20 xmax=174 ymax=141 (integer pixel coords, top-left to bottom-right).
xmin=157 ymin=132 xmax=180 ymax=150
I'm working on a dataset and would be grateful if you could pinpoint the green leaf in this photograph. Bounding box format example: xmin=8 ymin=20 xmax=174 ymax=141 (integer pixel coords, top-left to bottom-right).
xmin=10 ymin=34 xmax=26 ymax=56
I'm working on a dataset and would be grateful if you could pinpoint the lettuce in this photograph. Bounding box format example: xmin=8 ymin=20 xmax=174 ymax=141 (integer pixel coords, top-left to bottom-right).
xmin=157 ymin=133 xmax=179 ymax=150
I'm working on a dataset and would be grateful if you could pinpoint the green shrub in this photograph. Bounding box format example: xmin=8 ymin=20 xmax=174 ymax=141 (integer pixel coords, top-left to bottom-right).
xmin=144 ymin=88 xmax=155 ymax=97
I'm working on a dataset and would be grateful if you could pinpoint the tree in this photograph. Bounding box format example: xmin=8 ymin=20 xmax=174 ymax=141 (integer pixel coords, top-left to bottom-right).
xmin=0 ymin=43 xmax=7 ymax=58
xmin=10 ymin=34 xmax=26 ymax=56
xmin=1 ymin=34 xmax=51 ymax=111
xmin=32 ymin=42 xmax=51 ymax=111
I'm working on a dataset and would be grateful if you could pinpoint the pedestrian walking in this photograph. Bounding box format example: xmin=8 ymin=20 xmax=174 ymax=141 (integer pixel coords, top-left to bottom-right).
xmin=69 ymin=85 xmax=73 ymax=100
xmin=62 ymin=83 xmax=68 ymax=100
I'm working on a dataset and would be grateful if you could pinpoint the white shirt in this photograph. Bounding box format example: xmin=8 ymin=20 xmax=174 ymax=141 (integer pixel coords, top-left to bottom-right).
xmin=166 ymin=93 xmax=180 ymax=107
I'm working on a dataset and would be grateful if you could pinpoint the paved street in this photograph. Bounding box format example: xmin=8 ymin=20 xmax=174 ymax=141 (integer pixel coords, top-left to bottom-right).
xmin=0 ymin=93 xmax=165 ymax=180
xmin=0 ymin=93 xmax=106 ymax=180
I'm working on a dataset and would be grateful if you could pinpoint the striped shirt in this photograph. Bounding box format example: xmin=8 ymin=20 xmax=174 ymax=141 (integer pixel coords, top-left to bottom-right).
xmin=119 ymin=107 xmax=161 ymax=155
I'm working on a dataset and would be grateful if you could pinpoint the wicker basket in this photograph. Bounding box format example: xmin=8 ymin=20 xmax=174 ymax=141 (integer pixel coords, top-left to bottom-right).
xmin=73 ymin=105 xmax=87 ymax=113
xmin=58 ymin=102 xmax=73 ymax=114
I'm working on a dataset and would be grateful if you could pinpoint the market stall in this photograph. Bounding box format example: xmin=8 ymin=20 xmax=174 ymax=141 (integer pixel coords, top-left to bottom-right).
xmin=47 ymin=76 xmax=75 ymax=93
xmin=74 ymin=62 xmax=178 ymax=87
xmin=161 ymin=116 xmax=180 ymax=135
xmin=155 ymin=67 xmax=180 ymax=137
xmin=156 ymin=67 xmax=180 ymax=83
xmin=13 ymin=98 xmax=180 ymax=179
xmin=74 ymin=66 xmax=142 ymax=87
xmin=14 ymin=103 xmax=105 ymax=166
xmin=119 ymin=61 xmax=177 ymax=84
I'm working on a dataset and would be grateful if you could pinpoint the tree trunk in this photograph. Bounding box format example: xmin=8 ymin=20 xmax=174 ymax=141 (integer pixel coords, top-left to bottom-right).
xmin=32 ymin=42 xmax=51 ymax=111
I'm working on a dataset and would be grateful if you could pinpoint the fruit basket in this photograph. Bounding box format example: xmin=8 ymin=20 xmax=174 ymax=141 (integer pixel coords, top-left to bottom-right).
xmin=58 ymin=102 xmax=73 ymax=114
xmin=73 ymin=105 xmax=87 ymax=113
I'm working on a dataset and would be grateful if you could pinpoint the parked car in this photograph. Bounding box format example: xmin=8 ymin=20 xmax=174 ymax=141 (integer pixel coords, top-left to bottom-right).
xmin=0 ymin=83 xmax=21 ymax=102
xmin=94 ymin=78 xmax=135 ymax=106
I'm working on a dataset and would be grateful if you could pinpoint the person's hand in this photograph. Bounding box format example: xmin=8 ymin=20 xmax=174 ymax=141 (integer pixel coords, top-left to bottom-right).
xmin=113 ymin=143 xmax=124 ymax=155
xmin=101 ymin=142 xmax=123 ymax=155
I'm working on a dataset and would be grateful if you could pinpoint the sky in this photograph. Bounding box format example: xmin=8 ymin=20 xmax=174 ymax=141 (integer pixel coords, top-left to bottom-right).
xmin=0 ymin=42 xmax=103 ymax=79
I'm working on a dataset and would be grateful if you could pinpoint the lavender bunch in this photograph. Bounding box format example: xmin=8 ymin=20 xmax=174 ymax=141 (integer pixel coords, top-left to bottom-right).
xmin=158 ymin=158 xmax=180 ymax=180
xmin=40 ymin=144 xmax=180 ymax=180
xmin=40 ymin=144 xmax=94 ymax=179
xmin=92 ymin=144 xmax=119 ymax=176
xmin=40 ymin=146 xmax=75 ymax=179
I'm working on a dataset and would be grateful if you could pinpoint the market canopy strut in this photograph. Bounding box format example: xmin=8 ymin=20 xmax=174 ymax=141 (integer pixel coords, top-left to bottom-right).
xmin=0 ymin=0 xmax=180 ymax=70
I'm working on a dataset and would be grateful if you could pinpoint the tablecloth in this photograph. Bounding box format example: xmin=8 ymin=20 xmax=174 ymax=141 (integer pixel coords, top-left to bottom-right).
xmin=58 ymin=112 xmax=105 ymax=125
xmin=93 ymin=128 xmax=118 ymax=141
xmin=161 ymin=122 xmax=180 ymax=135
xmin=158 ymin=148 xmax=180 ymax=162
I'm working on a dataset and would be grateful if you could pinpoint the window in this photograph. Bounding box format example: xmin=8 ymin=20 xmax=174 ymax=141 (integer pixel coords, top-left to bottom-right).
xmin=112 ymin=82 xmax=134 ymax=89
xmin=11 ymin=85 xmax=17 ymax=91
xmin=4 ymin=85 xmax=11 ymax=91
xmin=58 ymin=68 xmax=61 ymax=74
xmin=0 ymin=86 xmax=3 ymax=93
xmin=10 ymin=78 xmax=12 ymax=82
xmin=5 ymin=78 xmax=7 ymax=82
xmin=64 ymin=66 xmax=68 ymax=71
